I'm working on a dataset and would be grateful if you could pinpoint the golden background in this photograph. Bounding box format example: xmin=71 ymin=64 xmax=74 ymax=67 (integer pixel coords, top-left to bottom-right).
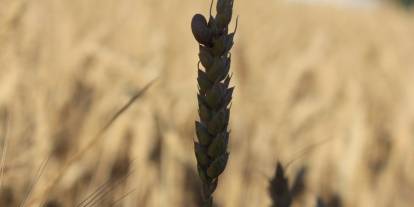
xmin=0 ymin=0 xmax=413 ymax=206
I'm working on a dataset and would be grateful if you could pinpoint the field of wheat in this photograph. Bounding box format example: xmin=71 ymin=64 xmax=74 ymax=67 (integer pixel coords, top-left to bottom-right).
xmin=0 ymin=0 xmax=413 ymax=206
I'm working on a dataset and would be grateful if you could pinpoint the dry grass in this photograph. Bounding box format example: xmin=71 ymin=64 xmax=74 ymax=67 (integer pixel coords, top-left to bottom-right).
xmin=0 ymin=0 xmax=414 ymax=206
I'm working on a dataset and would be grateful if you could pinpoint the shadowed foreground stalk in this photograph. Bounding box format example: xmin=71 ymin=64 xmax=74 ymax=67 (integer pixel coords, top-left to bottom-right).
xmin=191 ymin=0 xmax=236 ymax=206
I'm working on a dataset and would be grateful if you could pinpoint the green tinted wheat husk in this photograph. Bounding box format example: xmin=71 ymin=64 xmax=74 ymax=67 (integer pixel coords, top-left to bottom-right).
xmin=191 ymin=0 xmax=236 ymax=206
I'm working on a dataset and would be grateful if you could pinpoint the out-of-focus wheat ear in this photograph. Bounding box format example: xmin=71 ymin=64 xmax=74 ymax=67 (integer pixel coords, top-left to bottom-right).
xmin=290 ymin=167 xmax=307 ymax=198
xmin=0 ymin=109 xmax=9 ymax=189
xmin=316 ymin=194 xmax=343 ymax=207
xmin=110 ymin=130 xmax=133 ymax=182
xmin=0 ymin=185 xmax=15 ymax=206
xmin=43 ymin=199 xmax=63 ymax=207
xmin=191 ymin=0 xmax=236 ymax=206
xmin=316 ymin=197 xmax=326 ymax=207
xmin=268 ymin=162 xmax=292 ymax=207
xmin=29 ymin=79 xmax=156 ymax=207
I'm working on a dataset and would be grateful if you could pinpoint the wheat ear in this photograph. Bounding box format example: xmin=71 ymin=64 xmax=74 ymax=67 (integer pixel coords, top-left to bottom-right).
xmin=191 ymin=0 xmax=236 ymax=206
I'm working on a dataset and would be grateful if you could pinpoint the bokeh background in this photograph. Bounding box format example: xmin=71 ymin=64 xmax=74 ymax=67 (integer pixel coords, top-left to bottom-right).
xmin=1 ymin=0 xmax=414 ymax=206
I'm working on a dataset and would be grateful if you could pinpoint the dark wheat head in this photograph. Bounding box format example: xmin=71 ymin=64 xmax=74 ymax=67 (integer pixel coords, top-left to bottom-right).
xmin=191 ymin=0 xmax=236 ymax=206
xmin=268 ymin=162 xmax=307 ymax=207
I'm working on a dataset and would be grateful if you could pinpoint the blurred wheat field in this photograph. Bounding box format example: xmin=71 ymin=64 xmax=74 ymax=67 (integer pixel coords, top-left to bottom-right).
xmin=1 ymin=0 xmax=414 ymax=206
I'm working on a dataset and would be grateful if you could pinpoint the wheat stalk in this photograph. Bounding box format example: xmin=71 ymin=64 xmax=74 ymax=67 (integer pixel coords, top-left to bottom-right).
xmin=191 ymin=0 xmax=236 ymax=206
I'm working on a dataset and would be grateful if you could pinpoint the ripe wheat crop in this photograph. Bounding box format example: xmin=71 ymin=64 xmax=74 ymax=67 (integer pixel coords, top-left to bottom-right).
xmin=0 ymin=0 xmax=414 ymax=207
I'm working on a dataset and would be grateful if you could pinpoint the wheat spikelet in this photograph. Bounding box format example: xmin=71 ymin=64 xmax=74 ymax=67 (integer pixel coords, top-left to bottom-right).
xmin=191 ymin=0 xmax=236 ymax=206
